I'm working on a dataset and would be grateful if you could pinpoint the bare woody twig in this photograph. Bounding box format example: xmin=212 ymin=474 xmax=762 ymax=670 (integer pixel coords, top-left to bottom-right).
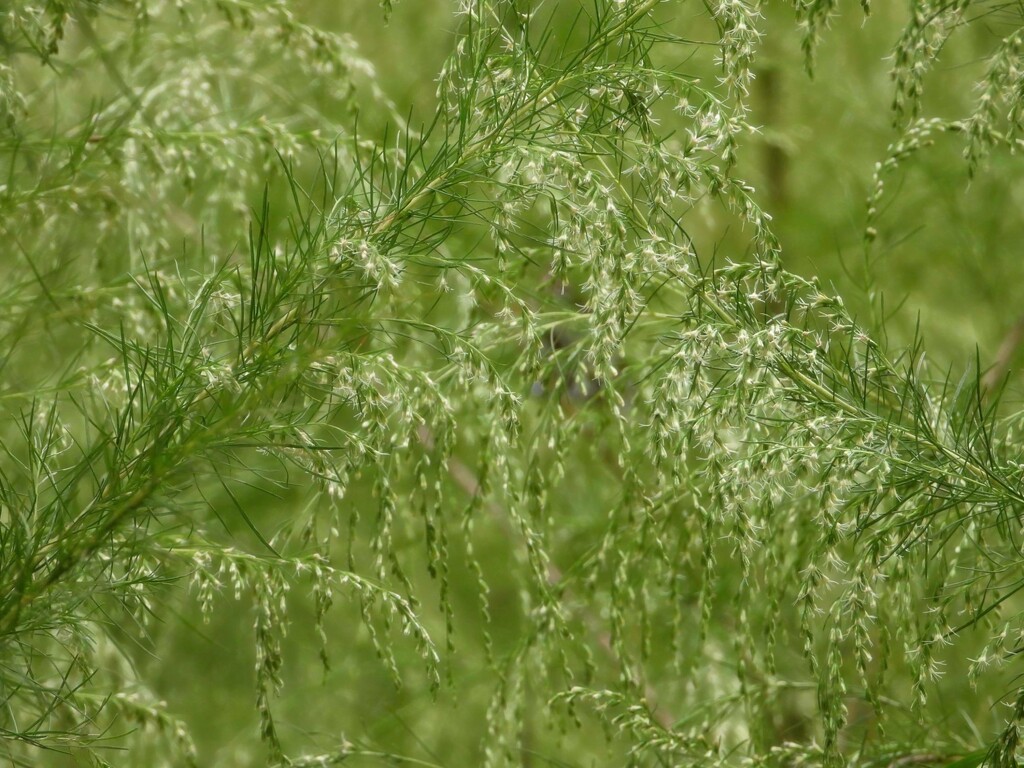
xmin=982 ymin=314 xmax=1024 ymax=396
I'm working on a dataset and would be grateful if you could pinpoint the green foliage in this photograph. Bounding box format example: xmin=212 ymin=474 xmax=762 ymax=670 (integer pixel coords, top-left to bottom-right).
xmin=3 ymin=1 xmax=1024 ymax=766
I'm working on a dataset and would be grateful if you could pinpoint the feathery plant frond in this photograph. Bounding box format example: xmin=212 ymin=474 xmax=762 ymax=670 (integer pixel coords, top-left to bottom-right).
xmin=3 ymin=0 xmax=1024 ymax=766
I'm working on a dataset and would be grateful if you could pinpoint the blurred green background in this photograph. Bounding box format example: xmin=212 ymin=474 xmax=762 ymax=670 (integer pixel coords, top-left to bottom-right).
xmin=156 ymin=3 xmax=1022 ymax=763
xmin=6 ymin=0 xmax=1024 ymax=764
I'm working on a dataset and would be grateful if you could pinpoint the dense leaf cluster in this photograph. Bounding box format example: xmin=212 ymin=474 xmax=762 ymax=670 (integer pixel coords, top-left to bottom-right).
xmin=2 ymin=1 xmax=1024 ymax=766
